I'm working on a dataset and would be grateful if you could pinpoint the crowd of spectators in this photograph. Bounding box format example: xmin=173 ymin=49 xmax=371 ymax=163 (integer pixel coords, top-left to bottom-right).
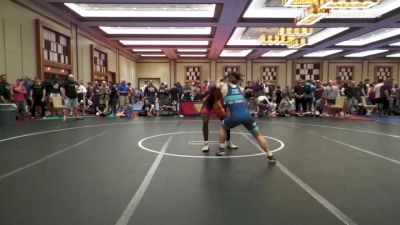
xmin=1 ymin=73 xmax=399 ymax=122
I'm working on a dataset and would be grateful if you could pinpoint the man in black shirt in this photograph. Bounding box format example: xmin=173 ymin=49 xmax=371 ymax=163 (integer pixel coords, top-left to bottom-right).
xmin=244 ymin=81 xmax=254 ymax=100
xmin=0 ymin=74 xmax=12 ymax=103
xmin=108 ymin=81 xmax=119 ymax=116
xmin=344 ymin=81 xmax=357 ymax=115
xmin=61 ymin=74 xmax=81 ymax=121
xmin=293 ymin=81 xmax=307 ymax=114
xmin=381 ymin=79 xmax=393 ymax=115
xmin=30 ymin=77 xmax=46 ymax=118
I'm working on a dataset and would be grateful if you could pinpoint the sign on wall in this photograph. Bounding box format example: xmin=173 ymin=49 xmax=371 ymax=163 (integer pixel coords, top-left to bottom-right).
xmin=375 ymin=66 xmax=392 ymax=81
xmin=295 ymin=63 xmax=321 ymax=81
xmin=185 ymin=66 xmax=201 ymax=83
xmin=261 ymin=66 xmax=278 ymax=83
xmin=337 ymin=66 xmax=354 ymax=81
xmin=224 ymin=66 xmax=240 ymax=76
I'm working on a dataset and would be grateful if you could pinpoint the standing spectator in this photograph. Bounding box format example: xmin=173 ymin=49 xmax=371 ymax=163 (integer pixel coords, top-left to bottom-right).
xmin=24 ymin=76 xmax=33 ymax=112
xmin=314 ymin=81 xmax=324 ymax=102
xmin=30 ymin=77 xmax=46 ymax=119
xmin=12 ymin=78 xmax=27 ymax=120
xmin=98 ymin=81 xmax=111 ymax=112
xmin=293 ymin=81 xmax=307 ymax=114
xmin=117 ymin=80 xmax=129 ymax=113
xmin=192 ymin=82 xmax=202 ymax=101
xmin=253 ymin=79 xmax=264 ymax=98
xmin=108 ymin=81 xmax=118 ymax=116
xmin=325 ymin=80 xmax=339 ymax=105
xmin=361 ymin=78 xmax=370 ymax=97
xmin=144 ymin=81 xmax=157 ymax=104
xmin=158 ymin=82 xmax=169 ymax=106
xmin=127 ymin=82 xmax=135 ymax=104
xmin=61 ymin=74 xmax=81 ymax=121
xmin=305 ymin=81 xmax=315 ymax=112
xmin=273 ymin=85 xmax=283 ymax=106
xmin=141 ymin=81 xmax=148 ymax=92
xmin=170 ymin=83 xmax=180 ymax=112
xmin=344 ymin=81 xmax=357 ymax=116
xmin=77 ymin=80 xmax=87 ymax=115
xmin=200 ymin=80 xmax=208 ymax=98
xmin=0 ymin=74 xmax=12 ymax=103
xmin=48 ymin=80 xmax=62 ymax=117
xmin=381 ymin=78 xmax=393 ymax=116
xmin=374 ymin=79 xmax=384 ymax=114
xmin=395 ymin=84 xmax=400 ymax=114
xmin=244 ymin=81 xmax=254 ymax=100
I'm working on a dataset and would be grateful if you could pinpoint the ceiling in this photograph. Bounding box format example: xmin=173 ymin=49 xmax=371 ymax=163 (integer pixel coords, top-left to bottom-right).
xmin=23 ymin=0 xmax=400 ymax=60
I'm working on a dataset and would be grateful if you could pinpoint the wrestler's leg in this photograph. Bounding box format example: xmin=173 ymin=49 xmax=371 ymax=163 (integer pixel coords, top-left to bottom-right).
xmin=202 ymin=113 xmax=210 ymax=152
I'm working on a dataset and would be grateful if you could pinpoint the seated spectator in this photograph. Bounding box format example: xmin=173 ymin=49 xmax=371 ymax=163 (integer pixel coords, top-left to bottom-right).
xmin=139 ymin=99 xmax=156 ymax=117
xmin=278 ymin=94 xmax=294 ymax=117
xmin=182 ymin=85 xmax=192 ymax=101
xmin=315 ymin=97 xmax=330 ymax=117
xmin=96 ymin=99 xmax=110 ymax=117
xmin=159 ymin=99 xmax=176 ymax=116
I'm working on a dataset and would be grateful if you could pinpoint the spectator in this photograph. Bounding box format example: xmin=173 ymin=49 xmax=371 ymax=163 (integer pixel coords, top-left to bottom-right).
xmin=144 ymin=80 xmax=157 ymax=104
xmin=374 ymin=79 xmax=384 ymax=114
xmin=117 ymin=80 xmax=129 ymax=113
xmin=30 ymin=77 xmax=46 ymax=119
xmin=278 ymin=94 xmax=294 ymax=116
xmin=305 ymin=81 xmax=315 ymax=112
xmin=77 ymin=80 xmax=87 ymax=116
xmin=315 ymin=97 xmax=329 ymax=117
xmin=12 ymin=78 xmax=27 ymax=120
xmin=140 ymin=98 xmax=155 ymax=117
xmin=98 ymin=81 xmax=111 ymax=111
xmin=325 ymin=80 xmax=339 ymax=105
xmin=0 ymin=74 xmax=12 ymax=103
xmin=24 ymin=76 xmax=33 ymax=111
xmin=273 ymin=85 xmax=283 ymax=106
xmin=344 ymin=81 xmax=357 ymax=116
xmin=293 ymin=81 xmax=307 ymax=114
xmin=127 ymin=82 xmax=135 ymax=104
xmin=192 ymin=82 xmax=202 ymax=101
xmin=314 ymin=81 xmax=324 ymax=102
xmin=108 ymin=81 xmax=118 ymax=116
xmin=61 ymin=74 xmax=81 ymax=121
xmin=381 ymin=78 xmax=393 ymax=116
xmin=141 ymin=81 xmax=148 ymax=92
xmin=182 ymin=84 xmax=192 ymax=101
xmin=48 ymin=80 xmax=62 ymax=117
xmin=244 ymin=81 xmax=254 ymax=100
xmin=253 ymin=79 xmax=264 ymax=98
xmin=395 ymin=84 xmax=400 ymax=114
xmin=158 ymin=82 xmax=169 ymax=106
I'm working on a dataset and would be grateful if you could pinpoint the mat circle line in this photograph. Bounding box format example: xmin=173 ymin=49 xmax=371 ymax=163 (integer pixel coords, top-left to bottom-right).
xmin=137 ymin=131 xmax=285 ymax=159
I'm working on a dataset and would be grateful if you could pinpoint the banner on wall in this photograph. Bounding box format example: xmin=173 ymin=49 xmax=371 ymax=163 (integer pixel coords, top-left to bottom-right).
xmin=179 ymin=101 xmax=204 ymax=115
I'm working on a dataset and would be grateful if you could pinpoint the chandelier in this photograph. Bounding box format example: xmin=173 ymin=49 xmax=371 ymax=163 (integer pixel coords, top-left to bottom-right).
xmin=295 ymin=4 xmax=330 ymax=26
xmin=282 ymin=0 xmax=381 ymax=9
xmin=278 ymin=27 xmax=314 ymax=36
xmin=286 ymin=38 xmax=308 ymax=48
xmin=258 ymin=34 xmax=308 ymax=48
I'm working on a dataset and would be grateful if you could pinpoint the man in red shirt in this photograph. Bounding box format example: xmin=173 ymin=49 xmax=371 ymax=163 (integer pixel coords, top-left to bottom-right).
xmin=12 ymin=78 xmax=27 ymax=120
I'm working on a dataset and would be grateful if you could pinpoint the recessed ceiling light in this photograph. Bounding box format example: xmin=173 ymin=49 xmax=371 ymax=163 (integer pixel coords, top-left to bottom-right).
xmin=120 ymin=40 xmax=209 ymax=46
xmin=220 ymin=49 xmax=252 ymax=57
xmin=345 ymin=49 xmax=388 ymax=57
xmin=133 ymin=49 xmax=162 ymax=52
xmin=261 ymin=50 xmax=298 ymax=57
xmin=304 ymin=49 xmax=343 ymax=57
xmin=177 ymin=49 xmax=208 ymax=52
xmin=141 ymin=54 xmax=166 ymax=57
xmin=64 ymin=3 xmax=216 ymax=18
xmin=179 ymin=54 xmax=207 ymax=57
xmin=386 ymin=53 xmax=400 ymax=58
xmin=336 ymin=28 xmax=400 ymax=46
xmin=100 ymin=27 xmax=212 ymax=35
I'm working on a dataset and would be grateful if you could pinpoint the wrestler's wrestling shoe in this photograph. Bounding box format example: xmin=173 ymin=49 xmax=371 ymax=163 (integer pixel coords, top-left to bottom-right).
xmin=267 ymin=155 xmax=277 ymax=164
xmin=216 ymin=148 xmax=226 ymax=156
xmin=226 ymin=141 xmax=238 ymax=149
xmin=202 ymin=144 xmax=210 ymax=152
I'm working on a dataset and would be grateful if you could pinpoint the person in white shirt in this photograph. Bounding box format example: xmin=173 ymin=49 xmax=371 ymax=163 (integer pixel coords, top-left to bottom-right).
xmin=77 ymin=80 xmax=87 ymax=116
xmin=374 ymin=79 xmax=384 ymax=114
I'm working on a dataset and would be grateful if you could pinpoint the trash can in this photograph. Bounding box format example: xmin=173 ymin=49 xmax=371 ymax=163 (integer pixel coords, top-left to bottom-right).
xmin=0 ymin=103 xmax=17 ymax=126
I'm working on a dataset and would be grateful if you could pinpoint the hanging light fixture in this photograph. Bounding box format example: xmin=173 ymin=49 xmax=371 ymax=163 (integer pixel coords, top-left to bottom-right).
xmin=282 ymin=0 xmax=320 ymax=7
xmin=295 ymin=4 xmax=330 ymax=26
xmin=278 ymin=27 xmax=314 ymax=36
xmin=319 ymin=0 xmax=382 ymax=9
xmin=286 ymin=38 xmax=309 ymax=48
xmin=258 ymin=35 xmax=298 ymax=46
